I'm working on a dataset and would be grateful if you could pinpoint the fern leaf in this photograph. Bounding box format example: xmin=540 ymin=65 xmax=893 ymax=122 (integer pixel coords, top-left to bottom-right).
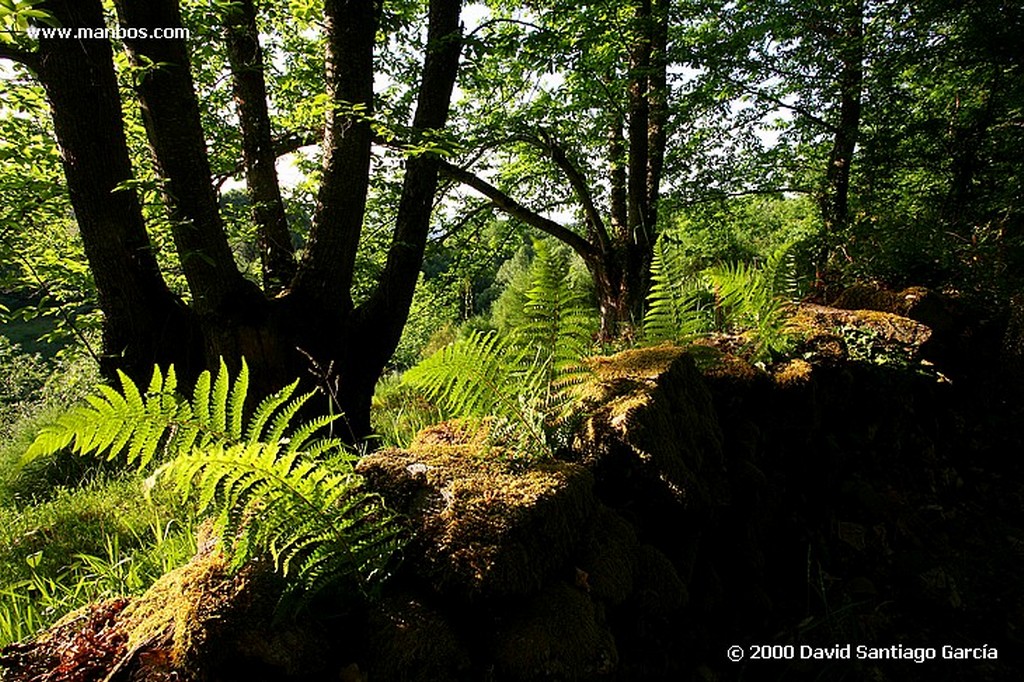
xmin=284 ymin=413 xmax=340 ymax=455
xmin=265 ymin=389 xmax=312 ymax=443
xmin=193 ymin=369 xmax=212 ymax=435
xmin=644 ymin=234 xmax=712 ymax=342
xmin=211 ymin=359 xmax=231 ymax=436
xmin=245 ymin=379 xmax=299 ymax=442
xmin=228 ymin=359 xmax=249 ymax=440
xmin=24 ymin=358 xmax=401 ymax=606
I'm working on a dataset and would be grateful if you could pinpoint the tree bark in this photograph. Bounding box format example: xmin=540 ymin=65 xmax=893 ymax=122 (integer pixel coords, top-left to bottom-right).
xmin=223 ymin=0 xmax=296 ymax=294
xmin=36 ymin=0 xmax=200 ymax=384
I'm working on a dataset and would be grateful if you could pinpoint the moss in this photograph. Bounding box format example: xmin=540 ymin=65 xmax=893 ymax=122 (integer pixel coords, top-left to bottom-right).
xmin=357 ymin=426 xmax=596 ymax=599
xmin=575 ymin=347 xmax=724 ymax=510
xmin=790 ymin=303 xmax=933 ymax=357
xmin=116 ymin=546 xmax=244 ymax=670
xmin=360 ymin=593 xmax=471 ymax=675
xmin=492 ymin=581 xmax=617 ymax=681
xmin=632 ymin=544 xmax=688 ymax=615
xmin=364 ymin=595 xmax=471 ymax=682
xmin=773 ymin=358 xmax=813 ymax=387
xmin=576 ymin=506 xmax=639 ymax=606
xmin=832 ymin=284 xmax=956 ymax=334
xmin=588 ymin=345 xmax=689 ymax=383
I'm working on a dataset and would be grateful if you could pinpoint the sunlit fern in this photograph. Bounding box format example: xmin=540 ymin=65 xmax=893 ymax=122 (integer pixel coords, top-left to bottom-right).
xmin=404 ymin=239 xmax=597 ymax=460
xmin=23 ymin=360 xmax=403 ymax=604
xmin=644 ymin=235 xmax=801 ymax=362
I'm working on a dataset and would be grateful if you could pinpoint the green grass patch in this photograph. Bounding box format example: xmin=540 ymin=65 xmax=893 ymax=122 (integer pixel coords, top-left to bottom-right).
xmin=371 ymin=372 xmax=442 ymax=449
xmin=0 ymin=473 xmax=195 ymax=647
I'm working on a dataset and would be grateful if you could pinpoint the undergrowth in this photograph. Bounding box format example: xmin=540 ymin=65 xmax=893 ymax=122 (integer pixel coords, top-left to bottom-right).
xmin=23 ymin=359 xmax=404 ymax=606
xmin=0 ymin=474 xmax=193 ymax=647
xmin=403 ymin=239 xmax=597 ymax=461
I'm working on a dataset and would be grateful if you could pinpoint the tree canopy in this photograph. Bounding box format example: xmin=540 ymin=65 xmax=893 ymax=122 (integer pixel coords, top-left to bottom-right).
xmin=0 ymin=0 xmax=1021 ymax=433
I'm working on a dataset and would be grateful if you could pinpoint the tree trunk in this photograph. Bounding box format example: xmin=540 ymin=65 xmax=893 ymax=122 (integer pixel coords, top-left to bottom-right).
xmin=290 ymin=0 xmax=379 ymax=314
xmin=223 ymin=0 xmax=296 ymax=294
xmin=28 ymin=0 xmax=463 ymax=445
xmin=333 ymin=0 xmax=464 ymax=439
xmin=817 ymin=0 xmax=864 ymax=290
xmin=36 ymin=0 xmax=201 ymax=384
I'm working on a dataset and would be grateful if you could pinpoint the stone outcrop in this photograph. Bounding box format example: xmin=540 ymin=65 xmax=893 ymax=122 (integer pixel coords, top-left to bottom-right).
xmin=3 ymin=304 xmax=1021 ymax=682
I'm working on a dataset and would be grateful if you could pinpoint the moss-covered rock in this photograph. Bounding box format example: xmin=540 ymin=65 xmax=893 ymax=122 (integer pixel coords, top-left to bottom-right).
xmin=115 ymin=543 xmax=334 ymax=681
xmin=575 ymin=506 xmax=640 ymax=606
xmin=356 ymin=425 xmax=596 ymax=600
xmin=492 ymin=581 xmax=617 ymax=681
xmin=632 ymin=544 xmax=688 ymax=616
xmin=363 ymin=594 xmax=471 ymax=682
xmin=832 ymin=283 xmax=957 ymax=334
xmin=791 ymin=303 xmax=933 ymax=360
xmin=574 ymin=346 xmax=724 ymax=511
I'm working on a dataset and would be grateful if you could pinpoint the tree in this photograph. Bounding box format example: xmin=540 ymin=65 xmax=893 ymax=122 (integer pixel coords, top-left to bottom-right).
xmin=0 ymin=0 xmax=464 ymax=440
xmin=440 ymin=0 xmax=670 ymax=339
xmin=691 ymin=0 xmax=867 ymax=289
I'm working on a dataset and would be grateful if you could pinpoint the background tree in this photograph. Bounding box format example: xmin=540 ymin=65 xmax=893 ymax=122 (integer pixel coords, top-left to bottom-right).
xmin=688 ymin=0 xmax=1023 ymax=299
xmin=441 ymin=0 xmax=670 ymax=339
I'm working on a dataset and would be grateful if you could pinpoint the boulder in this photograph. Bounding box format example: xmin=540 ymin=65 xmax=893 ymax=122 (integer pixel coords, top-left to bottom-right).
xmin=574 ymin=346 xmax=725 ymax=511
xmin=356 ymin=425 xmax=596 ymax=601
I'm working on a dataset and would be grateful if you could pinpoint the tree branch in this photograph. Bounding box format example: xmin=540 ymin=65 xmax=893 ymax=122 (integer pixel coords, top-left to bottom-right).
xmin=291 ymin=0 xmax=378 ymax=311
xmin=213 ymin=129 xmax=320 ymax=189
xmin=223 ymin=0 xmax=296 ymax=293
xmin=354 ymin=0 xmax=465 ymax=369
xmin=514 ymin=130 xmax=613 ymax=255
xmin=0 ymin=44 xmax=38 ymax=71
xmin=723 ymin=74 xmax=836 ymax=133
xmin=438 ymin=159 xmax=597 ymax=260
xmin=115 ymin=0 xmax=250 ymax=314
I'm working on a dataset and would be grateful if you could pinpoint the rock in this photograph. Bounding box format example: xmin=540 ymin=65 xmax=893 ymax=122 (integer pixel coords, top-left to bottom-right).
xmin=363 ymin=594 xmax=471 ymax=682
xmin=0 ymin=599 xmax=129 ymax=682
xmin=832 ymin=283 xmax=957 ymax=334
xmin=576 ymin=506 xmax=640 ymax=606
xmin=492 ymin=581 xmax=617 ymax=681
xmin=356 ymin=427 xmax=596 ymax=601
xmin=632 ymin=544 xmax=688 ymax=615
xmin=791 ymin=303 xmax=933 ymax=360
xmin=574 ymin=346 xmax=725 ymax=511
xmin=0 ymin=543 xmax=335 ymax=682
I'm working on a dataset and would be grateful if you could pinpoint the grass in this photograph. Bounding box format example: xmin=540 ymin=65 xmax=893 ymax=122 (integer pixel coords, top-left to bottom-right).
xmin=371 ymin=372 xmax=443 ymax=449
xmin=0 ymin=342 xmax=196 ymax=648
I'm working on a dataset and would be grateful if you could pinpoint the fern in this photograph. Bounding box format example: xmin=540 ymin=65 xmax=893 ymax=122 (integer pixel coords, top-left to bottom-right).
xmin=514 ymin=239 xmax=596 ymax=415
xmin=644 ymin=234 xmax=715 ymax=343
xmin=24 ymin=360 xmax=402 ymax=603
xmin=643 ymin=233 xmax=800 ymax=362
xmin=404 ymin=240 xmax=597 ymax=461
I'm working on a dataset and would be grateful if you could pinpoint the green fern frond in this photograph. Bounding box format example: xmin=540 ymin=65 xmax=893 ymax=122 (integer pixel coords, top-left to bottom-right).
xmin=167 ymin=441 xmax=399 ymax=600
xmin=644 ymin=234 xmax=714 ymax=343
xmin=23 ymin=360 xmax=403 ymax=603
xmin=643 ymin=233 xmax=799 ymax=363
xmin=762 ymin=239 xmax=806 ymax=301
xmin=404 ymin=330 xmax=525 ymax=417
xmin=404 ymin=240 xmax=598 ymax=461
